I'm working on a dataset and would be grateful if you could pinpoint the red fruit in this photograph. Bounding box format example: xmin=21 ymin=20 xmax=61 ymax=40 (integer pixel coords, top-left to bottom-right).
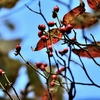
xmin=52 ymin=11 xmax=57 ymax=18
xmin=60 ymin=67 xmax=66 ymax=71
xmin=65 ymin=24 xmax=73 ymax=34
xmin=63 ymin=48 xmax=68 ymax=53
xmin=36 ymin=62 xmax=42 ymax=68
xmin=52 ymin=75 xmax=57 ymax=80
xmin=41 ymin=35 xmax=47 ymax=41
xmin=16 ymin=44 xmax=21 ymax=53
xmin=53 ymin=5 xmax=59 ymax=12
xmin=59 ymin=27 xmax=67 ymax=33
xmin=48 ymin=45 xmax=53 ymax=52
xmin=38 ymin=31 xmax=43 ymax=37
xmin=43 ymin=63 xmax=48 ymax=67
xmin=49 ymin=52 xmax=53 ymax=57
xmin=48 ymin=21 xmax=55 ymax=27
xmin=56 ymin=70 xmax=61 ymax=74
xmin=50 ymin=81 xmax=55 ymax=87
xmin=38 ymin=24 xmax=46 ymax=31
xmin=40 ymin=65 xmax=45 ymax=71
xmin=58 ymin=50 xmax=64 ymax=55
xmin=0 ymin=69 xmax=4 ymax=75
xmin=71 ymin=37 xmax=76 ymax=41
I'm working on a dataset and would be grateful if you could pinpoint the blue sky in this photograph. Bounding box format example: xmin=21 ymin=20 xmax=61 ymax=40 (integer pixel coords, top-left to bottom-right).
xmin=0 ymin=0 xmax=100 ymax=99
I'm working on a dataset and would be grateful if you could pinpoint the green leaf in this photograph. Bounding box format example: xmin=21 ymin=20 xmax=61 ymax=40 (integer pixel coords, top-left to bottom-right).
xmin=0 ymin=39 xmax=21 ymax=54
xmin=27 ymin=66 xmax=45 ymax=97
xmin=0 ymin=53 xmax=23 ymax=87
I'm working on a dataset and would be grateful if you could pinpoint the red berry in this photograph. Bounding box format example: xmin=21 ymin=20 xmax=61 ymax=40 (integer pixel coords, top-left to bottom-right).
xmin=52 ymin=75 xmax=57 ymax=80
xmin=48 ymin=21 xmax=55 ymax=27
xmin=52 ymin=11 xmax=57 ymax=18
xmin=41 ymin=35 xmax=47 ymax=41
xmin=40 ymin=65 xmax=45 ymax=71
xmin=58 ymin=50 xmax=64 ymax=55
xmin=49 ymin=52 xmax=53 ymax=57
xmin=38 ymin=24 xmax=46 ymax=31
xmin=43 ymin=63 xmax=48 ymax=67
xmin=16 ymin=44 xmax=21 ymax=53
xmin=65 ymin=24 xmax=73 ymax=33
xmin=56 ymin=70 xmax=61 ymax=74
xmin=71 ymin=37 xmax=76 ymax=41
xmin=36 ymin=62 xmax=42 ymax=68
xmin=48 ymin=45 xmax=53 ymax=52
xmin=63 ymin=48 xmax=68 ymax=53
xmin=59 ymin=27 xmax=67 ymax=33
xmin=50 ymin=81 xmax=55 ymax=87
xmin=38 ymin=31 xmax=43 ymax=37
xmin=60 ymin=67 xmax=66 ymax=71
xmin=53 ymin=5 xmax=59 ymax=12
xmin=0 ymin=69 xmax=4 ymax=75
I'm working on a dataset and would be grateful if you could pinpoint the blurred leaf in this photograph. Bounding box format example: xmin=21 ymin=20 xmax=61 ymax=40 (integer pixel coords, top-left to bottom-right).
xmin=0 ymin=39 xmax=21 ymax=54
xmin=62 ymin=0 xmax=85 ymax=27
xmin=87 ymin=0 xmax=100 ymax=10
xmin=70 ymin=12 xmax=98 ymax=28
xmin=72 ymin=41 xmax=100 ymax=58
xmin=27 ymin=66 xmax=45 ymax=97
xmin=63 ymin=11 xmax=98 ymax=28
xmin=35 ymin=28 xmax=62 ymax=51
xmin=0 ymin=0 xmax=19 ymax=8
xmin=0 ymin=53 xmax=23 ymax=87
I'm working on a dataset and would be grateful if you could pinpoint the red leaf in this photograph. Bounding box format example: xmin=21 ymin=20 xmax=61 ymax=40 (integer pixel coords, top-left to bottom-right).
xmin=62 ymin=0 xmax=85 ymax=27
xmin=35 ymin=28 xmax=62 ymax=51
xmin=72 ymin=42 xmax=100 ymax=58
xmin=87 ymin=0 xmax=100 ymax=10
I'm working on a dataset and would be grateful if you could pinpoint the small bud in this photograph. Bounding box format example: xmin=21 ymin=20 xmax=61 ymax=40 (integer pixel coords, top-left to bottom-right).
xmin=0 ymin=69 xmax=5 ymax=76
xmin=49 ymin=52 xmax=53 ymax=57
xmin=16 ymin=44 xmax=21 ymax=54
xmin=52 ymin=11 xmax=57 ymax=18
xmin=63 ymin=48 xmax=68 ymax=54
xmin=48 ymin=45 xmax=53 ymax=52
xmin=53 ymin=5 xmax=59 ymax=12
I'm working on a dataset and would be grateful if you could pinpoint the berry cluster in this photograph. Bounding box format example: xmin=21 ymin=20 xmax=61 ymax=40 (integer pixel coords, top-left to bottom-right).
xmin=60 ymin=24 xmax=73 ymax=34
xmin=36 ymin=62 xmax=48 ymax=71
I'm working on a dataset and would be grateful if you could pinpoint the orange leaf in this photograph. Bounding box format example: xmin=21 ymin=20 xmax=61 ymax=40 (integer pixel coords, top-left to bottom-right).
xmin=72 ymin=42 xmax=100 ymax=58
xmin=35 ymin=28 xmax=62 ymax=51
xmin=87 ymin=0 xmax=100 ymax=10
xmin=62 ymin=0 xmax=85 ymax=27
